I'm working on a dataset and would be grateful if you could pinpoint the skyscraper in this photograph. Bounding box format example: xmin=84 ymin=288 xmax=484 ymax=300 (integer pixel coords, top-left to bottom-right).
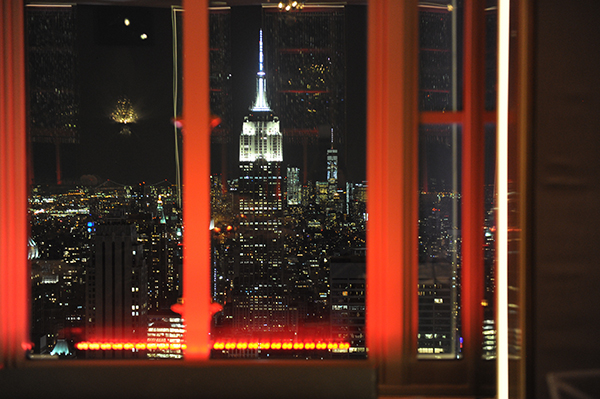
xmin=286 ymin=167 xmax=301 ymax=206
xmin=232 ymin=31 xmax=291 ymax=337
xmin=85 ymin=222 xmax=148 ymax=358
xmin=326 ymin=132 xmax=338 ymax=202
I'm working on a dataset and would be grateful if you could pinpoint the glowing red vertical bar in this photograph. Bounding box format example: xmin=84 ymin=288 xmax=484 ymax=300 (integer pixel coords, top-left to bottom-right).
xmin=366 ymin=0 xmax=389 ymax=364
xmin=0 ymin=0 xmax=29 ymax=367
xmin=182 ymin=0 xmax=211 ymax=360
xmin=366 ymin=0 xmax=419 ymax=385
xmin=462 ymin=0 xmax=486 ymax=375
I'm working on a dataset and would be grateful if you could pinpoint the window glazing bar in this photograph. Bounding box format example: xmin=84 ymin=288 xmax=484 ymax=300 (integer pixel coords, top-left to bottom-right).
xmin=366 ymin=0 xmax=419 ymax=388
xmin=0 ymin=0 xmax=29 ymax=368
xmin=181 ymin=0 xmax=211 ymax=360
xmin=462 ymin=0 xmax=486 ymax=378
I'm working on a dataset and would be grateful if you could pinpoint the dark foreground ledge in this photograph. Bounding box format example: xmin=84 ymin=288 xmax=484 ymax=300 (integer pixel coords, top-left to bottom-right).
xmin=1 ymin=359 xmax=377 ymax=399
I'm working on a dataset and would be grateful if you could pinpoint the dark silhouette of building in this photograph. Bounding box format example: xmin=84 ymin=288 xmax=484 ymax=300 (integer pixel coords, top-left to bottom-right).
xmin=329 ymin=256 xmax=366 ymax=358
xmin=85 ymin=221 xmax=148 ymax=358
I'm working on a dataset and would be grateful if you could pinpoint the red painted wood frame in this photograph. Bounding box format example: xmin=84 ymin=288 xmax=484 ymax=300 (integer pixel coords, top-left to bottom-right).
xmin=181 ymin=0 xmax=211 ymax=360
xmin=0 ymin=1 xmax=497 ymax=396
xmin=0 ymin=0 xmax=29 ymax=368
xmin=367 ymin=0 xmax=495 ymax=395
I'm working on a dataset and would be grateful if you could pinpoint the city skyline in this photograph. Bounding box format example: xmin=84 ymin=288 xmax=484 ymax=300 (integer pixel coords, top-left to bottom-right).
xmin=31 ymin=5 xmax=367 ymax=186
xmin=25 ymin=3 xmax=488 ymax=362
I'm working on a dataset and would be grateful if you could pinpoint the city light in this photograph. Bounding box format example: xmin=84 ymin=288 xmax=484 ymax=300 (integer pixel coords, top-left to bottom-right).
xmin=277 ymin=1 xmax=304 ymax=12
xmin=75 ymin=340 xmax=349 ymax=352
xmin=110 ymin=96 xmax=138 ymax=134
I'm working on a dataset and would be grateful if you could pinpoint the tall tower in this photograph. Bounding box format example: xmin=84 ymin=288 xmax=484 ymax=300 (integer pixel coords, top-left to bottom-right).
xmin=233 ymin=30 xmax=291 ymax=337
xmin=327 ymin=128 xmax=338 ymax=202
xmin=287 ymin=167 xmax=301 ymax=206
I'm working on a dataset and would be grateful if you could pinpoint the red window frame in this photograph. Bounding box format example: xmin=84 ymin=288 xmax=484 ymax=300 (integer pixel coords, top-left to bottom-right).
xmin=367 ymin=1 xmax=497 ymax=395
xmin=0 ymin=0 xmax=522 ymax=397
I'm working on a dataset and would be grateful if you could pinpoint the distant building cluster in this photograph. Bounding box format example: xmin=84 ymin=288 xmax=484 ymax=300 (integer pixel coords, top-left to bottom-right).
xmin=29 ymin=182 xmax=182 ymax=358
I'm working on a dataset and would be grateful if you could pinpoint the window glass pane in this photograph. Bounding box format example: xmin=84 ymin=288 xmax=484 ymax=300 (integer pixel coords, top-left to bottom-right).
xmin=27 ymin=2 xmax=367 ymax=361
xmin=209 ymin=5 xmax=367 ymax=359
xmin=483 ymin=1 xmax=498 ymax=360
xmin=419 ymin=1 xmax=463 ymax=112
xmin=418 ymin=124 xmax=462 ymax=359
xmin=483 ymin=123 xmax=497 ymax=360
xmin=28 ymin=3 xmax=183 ymax=359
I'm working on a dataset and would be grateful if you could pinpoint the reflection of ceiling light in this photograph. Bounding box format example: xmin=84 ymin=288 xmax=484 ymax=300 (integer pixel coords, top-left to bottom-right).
xmin=278 ymin=1 xmax=304 ymax=12
xmin=124 ymin=18 xmax=130 ymax=26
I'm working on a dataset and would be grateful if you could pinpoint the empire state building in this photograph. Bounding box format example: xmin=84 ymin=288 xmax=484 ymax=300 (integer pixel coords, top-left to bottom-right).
xmin=233 ymin=30 xmax=291 ymax=336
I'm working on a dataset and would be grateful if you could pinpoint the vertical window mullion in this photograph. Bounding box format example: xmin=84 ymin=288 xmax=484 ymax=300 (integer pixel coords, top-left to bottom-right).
xmin=366 ymin=0 xmax=419 ymax=389
xmin=0 ymin=0 xmax=29 ymax=368
xmin=182 ymin=0 xmax=211 ymax=360
xmin=462 ymin=0 xmax=487 ymax=384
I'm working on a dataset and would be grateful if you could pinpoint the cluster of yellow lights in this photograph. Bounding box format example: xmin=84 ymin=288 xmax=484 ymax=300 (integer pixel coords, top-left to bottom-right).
xmin=111 ymin=96 xmax=138 ymax=125
xmin=75 ymin=340 xmax=350 ymax=351
xmin=278 ymin=1 xmax=304 ymax=12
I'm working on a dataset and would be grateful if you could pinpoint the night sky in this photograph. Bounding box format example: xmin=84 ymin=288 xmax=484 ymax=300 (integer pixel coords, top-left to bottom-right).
xmin=32 ymin=5 xmax=366 ymax=186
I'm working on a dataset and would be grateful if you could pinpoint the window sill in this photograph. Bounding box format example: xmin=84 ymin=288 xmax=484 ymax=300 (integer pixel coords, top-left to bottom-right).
xmin=1 ymin=359 xmax=376 ymax=399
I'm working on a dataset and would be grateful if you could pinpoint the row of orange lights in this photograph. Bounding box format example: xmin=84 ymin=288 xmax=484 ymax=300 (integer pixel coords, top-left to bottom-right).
xmin=212 ymin=341 xmax=350 ymax=351
xmin=75 ymin=342 xmax=187 ymax=351
xmin=75 ymin=341 xmax=350 ymax=351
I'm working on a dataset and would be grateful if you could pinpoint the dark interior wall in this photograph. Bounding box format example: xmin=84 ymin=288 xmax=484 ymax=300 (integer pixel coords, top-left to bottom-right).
xmin=532 ymin=0 xmax=600 ymax=397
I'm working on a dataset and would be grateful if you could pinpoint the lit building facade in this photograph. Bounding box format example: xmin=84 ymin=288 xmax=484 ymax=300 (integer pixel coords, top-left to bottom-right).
xmin=232 ymin=31 xmax=291 ymax=337
xmin=417 ymin=261 xmax=457 ymax=357
xmin=286 ymin=167 xmax=301 ymax=206
xmin=147 ymin=221 xmax=181 ymax=314
xmin=146 ymin=312 xmax=185 ymax=359
xmin=330 ymin=258 xmax=366 ymax=358
xmin=327 ymin=147 xmax=338 ymax=201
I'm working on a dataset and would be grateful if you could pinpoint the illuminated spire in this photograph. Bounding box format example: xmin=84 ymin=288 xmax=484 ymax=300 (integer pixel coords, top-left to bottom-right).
xmin=331 ymin=127 xmax=334 ymax=149
xmin=251 ymin=30 xmax=271 ymax=112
